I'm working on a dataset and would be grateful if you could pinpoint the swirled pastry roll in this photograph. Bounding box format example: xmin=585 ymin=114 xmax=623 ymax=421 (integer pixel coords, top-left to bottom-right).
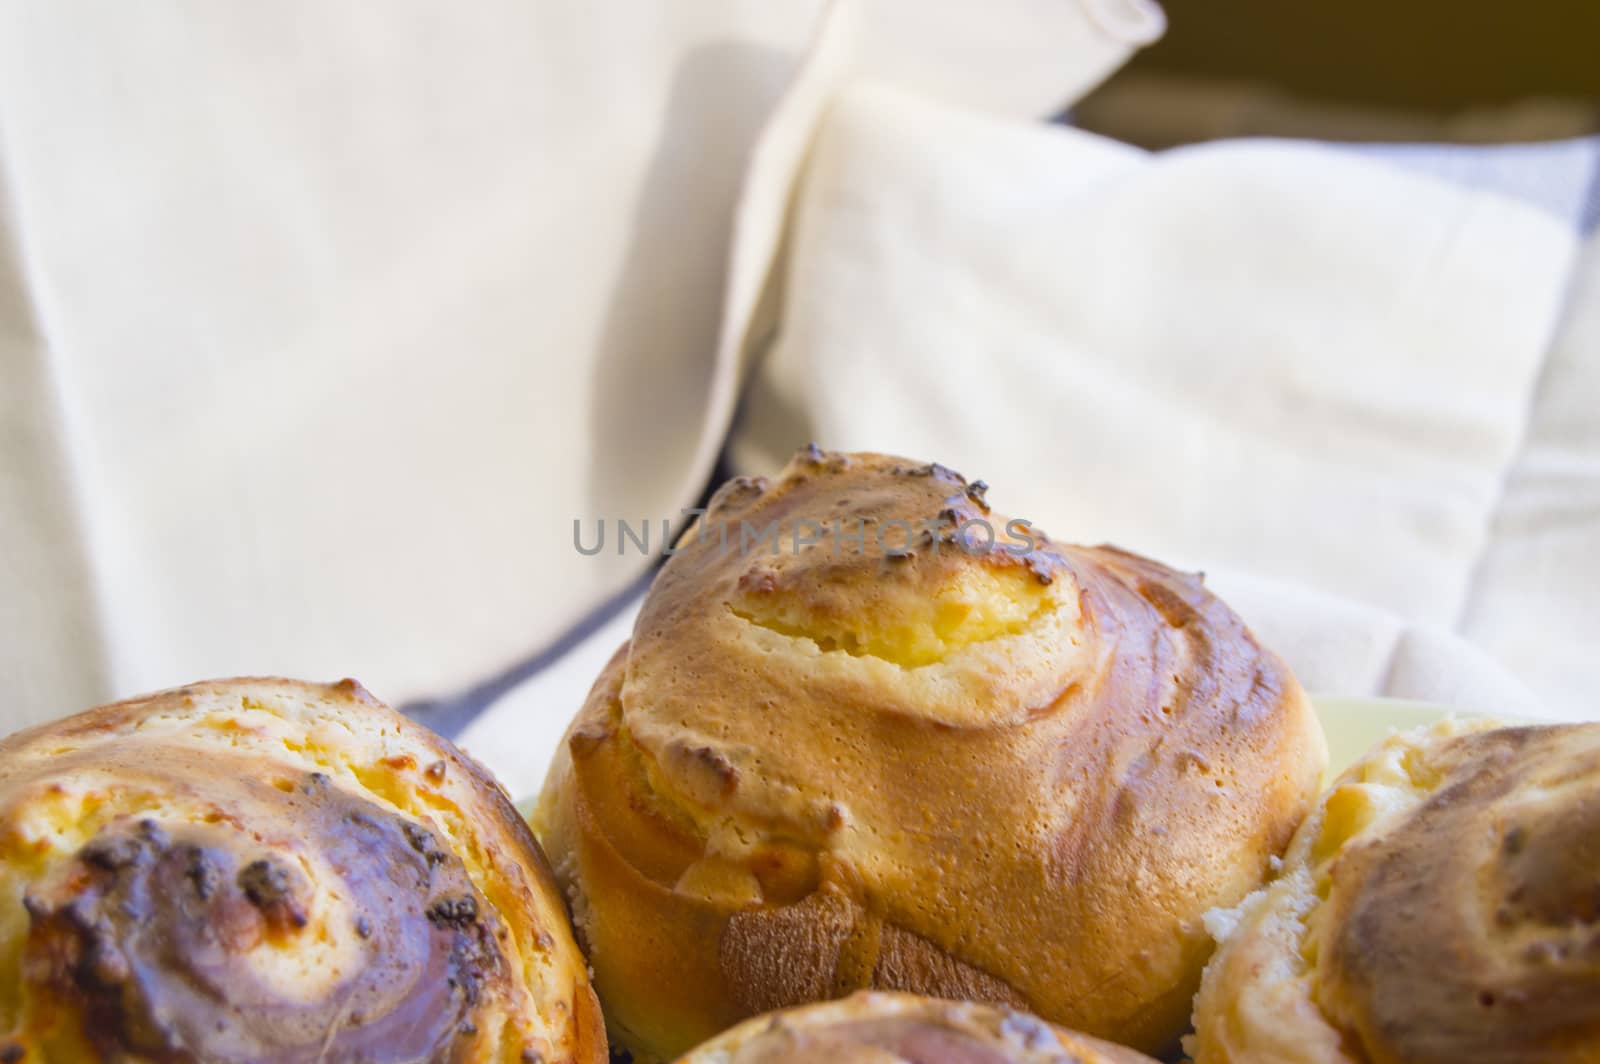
xmin=0 ymin=678 xmax=605 ymax=1063
xmin=1190 ymin=718 xmax=1600 ymax=1064
xmin=536 ymin=448 xmax=1326 ymax=1059
xmin=674 ymin=991 xmax=1158 ymax=1064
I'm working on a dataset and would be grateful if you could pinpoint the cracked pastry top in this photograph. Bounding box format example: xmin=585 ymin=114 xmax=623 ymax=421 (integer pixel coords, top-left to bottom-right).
xmin=536 ymin=447 xmax=1327 ymax=1060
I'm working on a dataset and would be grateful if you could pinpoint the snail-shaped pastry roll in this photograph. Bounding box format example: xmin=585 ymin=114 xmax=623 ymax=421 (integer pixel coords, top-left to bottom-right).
xmin=674 ymin=991 xmax=1159 ymax=1063
xmin=1190 ymin=719 xmax=1600 ymax=1064
xmin=0 ymin=678 xmax=604 ymax=1063
xmin=536 ymin=448 xmax=1326 ymax=1059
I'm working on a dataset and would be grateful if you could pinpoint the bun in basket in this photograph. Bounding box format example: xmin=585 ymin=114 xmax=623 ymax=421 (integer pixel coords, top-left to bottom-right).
xmin=1190 ymin=718 xmax=1600 ymax=1064
xmin=675 ymin=991 xmax=1158 ymax=1063
xmin=0 ymin=677 xmax=605 ymax=1063
xmin=536 ymin=448 xmax=1326 ymax=1059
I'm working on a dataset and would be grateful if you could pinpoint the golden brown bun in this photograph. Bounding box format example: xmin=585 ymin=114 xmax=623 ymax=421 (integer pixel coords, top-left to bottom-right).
xmin=1190 ymin=718 xmax=1600 ymax=1064
xmin=0 ymin=677 xmax=605 ymax=1064
xmin=674 ymin=991 xmax=1158 ymax=1063
xmin=536 ymin=448 xmax=1326 ymax=1059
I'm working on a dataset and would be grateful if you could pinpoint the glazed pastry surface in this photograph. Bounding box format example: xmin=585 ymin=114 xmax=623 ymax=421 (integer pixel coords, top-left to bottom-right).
xmin=1190 ymin=718 xmax=1600 ymax=1064
xmin=0 ymin=677 xmax=604 ymax=1063
xmin=675 ymin=991 xmax=1158 ymax=1063
xmin=539 ymin=448 xmax=1326 ymax=1059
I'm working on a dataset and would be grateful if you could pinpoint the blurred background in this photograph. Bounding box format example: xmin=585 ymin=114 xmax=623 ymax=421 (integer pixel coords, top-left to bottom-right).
xmin=3 ymin=1 xmax=1597 ymax=787
xmin=1079 ymin=0 xmax=1600 ymax=145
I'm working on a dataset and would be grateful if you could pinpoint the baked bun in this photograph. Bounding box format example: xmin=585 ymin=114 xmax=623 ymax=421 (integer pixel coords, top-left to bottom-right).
xmin=536 ymin=447 xmax=1326 ymax=1059
xmin=1190 ymin=718 xmax=1600 ymax=1064
xmin=0 ymin=677 xmax=604 ymax=1063
xmin=674 ymin=991 xmax=1158 ymax=1063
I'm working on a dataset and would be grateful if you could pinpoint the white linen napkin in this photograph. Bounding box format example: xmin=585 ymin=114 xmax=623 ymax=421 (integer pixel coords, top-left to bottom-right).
xmin=0 ymin=0 xmax=1157 ymax=731
xmin=725 ymin=78 xmax=1598 ymax=721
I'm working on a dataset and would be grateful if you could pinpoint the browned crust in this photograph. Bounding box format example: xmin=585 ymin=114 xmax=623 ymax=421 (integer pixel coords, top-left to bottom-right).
xmin=573 ymin=978 xmax=610 ymax=1064
xmin=675 ymin=991 xmax=1159 ymax=1063
xmin=0 ymin=676 xmax=605 ymax=1064
xmin=1318 ymin=724 xmax=1600 ymax=1064
xmin=537 ymin=448 xmax=1326 ymax=1060
xmin=720 ymin=888 xmax=1029 ymax=1017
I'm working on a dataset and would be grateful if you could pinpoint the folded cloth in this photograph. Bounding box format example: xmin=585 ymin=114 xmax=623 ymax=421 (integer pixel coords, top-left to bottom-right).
xmin=0 ymin=0 xmax=1157 ymax=732
xmin=458 ymin=11 xmax=1600 ymax=790
xmin=1459 ymin=231 xmax=1600 ymax=720
xmin=724 ymin=75 xmax=1600 ymax=721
